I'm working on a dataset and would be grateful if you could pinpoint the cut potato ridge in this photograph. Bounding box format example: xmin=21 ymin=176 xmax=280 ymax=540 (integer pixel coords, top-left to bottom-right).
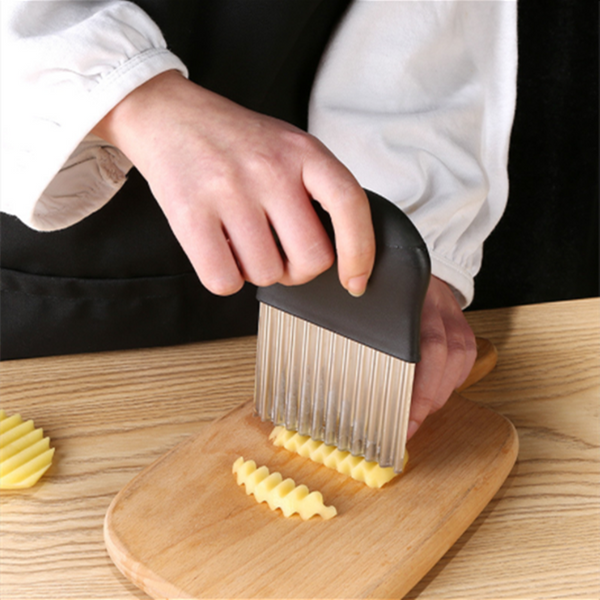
xmin=270 ymin=426 xmax=407 ymax=488
xmin=0 ymin=409 xmax=55 ymax=489
xmin=232 ymin=457 xmax=337 ymax=520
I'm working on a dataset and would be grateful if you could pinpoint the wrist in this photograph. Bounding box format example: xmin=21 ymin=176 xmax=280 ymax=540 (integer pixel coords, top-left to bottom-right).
xmin=91 ymin=69 xmax=189 ymax=152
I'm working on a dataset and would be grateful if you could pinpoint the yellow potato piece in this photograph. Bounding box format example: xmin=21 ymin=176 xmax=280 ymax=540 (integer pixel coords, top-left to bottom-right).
xmin=0 ymin=409 xmax=54 ymax=489
xmin=232 ymin=457 xmax=336 ymax=520
xmin=270 ymin=426 xmax=408 ymax=488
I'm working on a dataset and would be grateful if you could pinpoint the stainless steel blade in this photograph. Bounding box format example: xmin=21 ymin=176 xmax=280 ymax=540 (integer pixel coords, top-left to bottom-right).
xmin=254 ymin=304 xmax=414 ymax=473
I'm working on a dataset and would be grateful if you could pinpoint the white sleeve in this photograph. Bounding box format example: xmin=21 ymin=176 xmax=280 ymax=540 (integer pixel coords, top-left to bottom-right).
xmin=0 ymin=0 xmax=188 ymax=231
xmin=308 ymin=0 xmax=518 ymax=307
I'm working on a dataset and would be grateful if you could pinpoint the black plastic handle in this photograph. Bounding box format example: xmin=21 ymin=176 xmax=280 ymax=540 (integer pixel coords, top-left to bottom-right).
xmin=256 ymin=190 xmax=431 ymax=363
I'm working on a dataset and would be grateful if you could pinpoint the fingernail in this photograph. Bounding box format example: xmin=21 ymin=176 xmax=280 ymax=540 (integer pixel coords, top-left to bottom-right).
xmin=407 ymin=420 xmax=419 ymax=440
xmin=347 ymin=275 xmax=368 ymax=297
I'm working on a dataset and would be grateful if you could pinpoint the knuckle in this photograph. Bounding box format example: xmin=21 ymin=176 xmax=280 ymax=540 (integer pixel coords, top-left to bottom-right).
xmin=199 ymin=160 xmax=239 ymax=197
xmin=282 ymin=249 xmax=334 ymax=287
xmin=465 ymin=334 xmax=478 ymax=357
xmin=301 ymin=244 xmax=335 ymax=278
xmin=446 ymin=337 xmax=468 ymax=355
xmin=445 ymin=321 xmax=477 ymax=359
xmin=243 ymin=149 xmax=281 ymax=179
xmin=250 ymin=265 xmax=284 ymax=288
xmin=335 ymin=172 xmax=367 ymax=202
xmin=287 ymin=129 xmax=321 ymax=154
xmin=313 ymin=247 xmax=336 ymax=273
xmin=420 ymin=328 xmax=447 ymax=349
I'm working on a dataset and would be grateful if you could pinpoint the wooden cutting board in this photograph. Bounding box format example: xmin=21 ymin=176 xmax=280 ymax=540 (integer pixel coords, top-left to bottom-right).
xmin=104 ymin=340 xmax=516 ymax=599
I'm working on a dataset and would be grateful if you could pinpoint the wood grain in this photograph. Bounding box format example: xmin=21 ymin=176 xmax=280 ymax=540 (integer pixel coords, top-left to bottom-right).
xmin=407 ymin=299 xmax=600 ymax=599
xmin=1 ymin=298 xmax=598 ymax=599
xmin=0 ymin=337 xmax=257 ymax=600
xmin=104 ymin=394 xmax=517 ymax=599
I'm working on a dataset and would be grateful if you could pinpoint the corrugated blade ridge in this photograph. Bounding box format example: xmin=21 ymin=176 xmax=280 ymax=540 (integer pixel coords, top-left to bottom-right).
xmin=254 ymin=304 xmax=414 ymax=472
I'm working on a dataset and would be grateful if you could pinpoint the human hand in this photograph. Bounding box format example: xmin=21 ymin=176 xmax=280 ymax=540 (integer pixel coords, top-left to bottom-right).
xmin=407 ymin=275 xmax=477 ymax=439
xmin=92 ymin=70 xmax=375 ymax=296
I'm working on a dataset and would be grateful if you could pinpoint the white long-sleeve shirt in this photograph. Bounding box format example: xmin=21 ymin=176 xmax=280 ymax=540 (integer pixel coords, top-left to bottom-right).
xmin=0 ymin=0 xmax=517 ymax=307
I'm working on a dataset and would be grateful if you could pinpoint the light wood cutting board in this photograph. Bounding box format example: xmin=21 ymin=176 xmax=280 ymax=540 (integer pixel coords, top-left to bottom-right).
xmin=104 ymin=339 xmax=517 ymax=599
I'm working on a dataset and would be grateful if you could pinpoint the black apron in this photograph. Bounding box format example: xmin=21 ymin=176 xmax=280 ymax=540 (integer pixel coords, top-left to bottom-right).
xmin=1 ymin=0 xmax=352 ymax=360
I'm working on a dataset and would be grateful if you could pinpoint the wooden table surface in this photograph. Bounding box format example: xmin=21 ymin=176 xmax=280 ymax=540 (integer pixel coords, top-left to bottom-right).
xmin=1 ymin=297 xmax=598 ymax=599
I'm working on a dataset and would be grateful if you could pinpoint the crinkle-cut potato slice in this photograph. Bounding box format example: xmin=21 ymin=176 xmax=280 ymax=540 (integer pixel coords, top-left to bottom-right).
xmin=232 ymin=457 xmax=337 ymax=520
xmin=270 ymin=426 xmax=408 ymax=488
xmin=0 ymin=409 xmax=55 ymax=489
